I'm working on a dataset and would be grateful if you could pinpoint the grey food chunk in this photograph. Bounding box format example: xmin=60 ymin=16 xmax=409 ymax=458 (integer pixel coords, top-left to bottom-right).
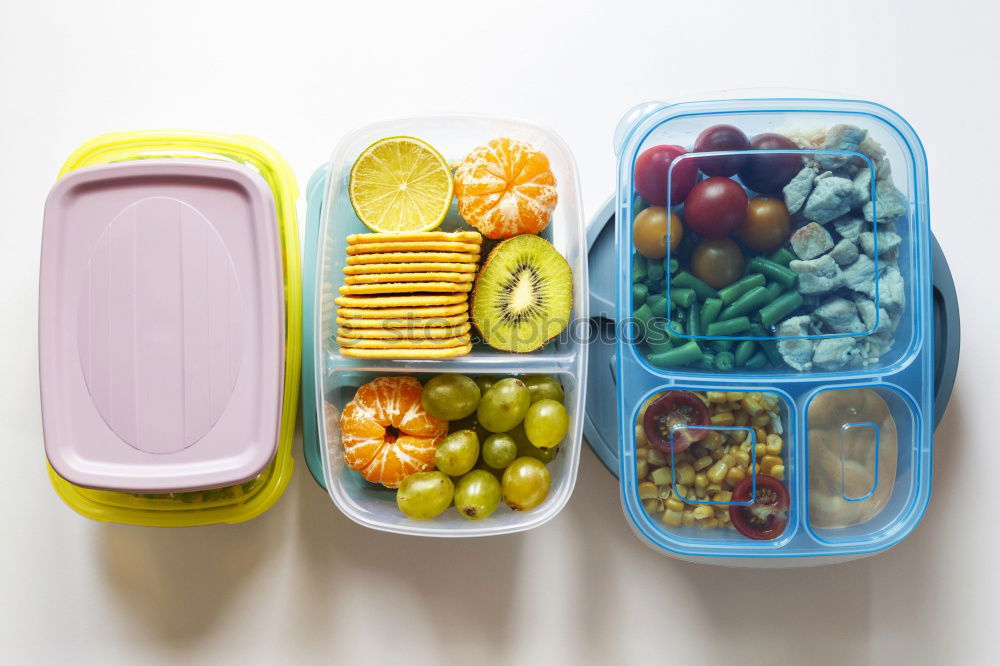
xmin=843 ymin=254 xmax=877 ymax=295
xmin=859 ymin=230 xmax=902 ymax=258
xmin=856 ymin=135 xmax=888 ymax=178
xmin=862 ymin=181 xmax=907 ymax=223
xmin=814 ymin=297 xmax=866 ymax=334
xmin=803 ymin=176 xmax=855 ymax=223
xmin=817 ymin=125 xmax=868 ymax=170
xmin=813 ymin=337 xmax=861 ymax=370
xmin=832 ymin=215 xmax=865 ymax=241
xmin=776 ymin=316 xmax=814 ymax=371
xmin=829 ymin=238 xmax=860 ymax=266
xmin=790 ymin=254 xmax=845 ymax=294
xmin=790 ymin=222 xmax=834 ymax=259
xmin=855 ymin=297 xmax=894 ymax=335
xmin=783 ymin=167 xmax=818 ymax=215
xmin=877 ymin=264 xmax=906 ymax=313
xmin=853 ymin=167 xmax=872 ymax=206
xmin=861 ymin=331 xmax=895 ymax=362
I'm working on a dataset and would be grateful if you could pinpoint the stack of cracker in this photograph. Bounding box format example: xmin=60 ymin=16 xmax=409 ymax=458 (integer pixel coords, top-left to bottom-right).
xmin=335 ymin=231 xmax=482 ymax=358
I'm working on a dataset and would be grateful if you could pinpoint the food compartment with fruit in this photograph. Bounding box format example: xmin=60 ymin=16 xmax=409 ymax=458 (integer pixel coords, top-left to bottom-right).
xmin=623 ymin=107 xmax=921 ymax=376
xmin=312 ymin=116 xmax=587 ymax=535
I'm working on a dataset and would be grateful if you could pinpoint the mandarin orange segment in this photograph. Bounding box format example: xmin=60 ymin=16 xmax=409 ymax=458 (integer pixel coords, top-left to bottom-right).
xmin=454 ymin=138 xmax=558 ymax=239
xmin=339 ymin=376 xmax=448 ymax=488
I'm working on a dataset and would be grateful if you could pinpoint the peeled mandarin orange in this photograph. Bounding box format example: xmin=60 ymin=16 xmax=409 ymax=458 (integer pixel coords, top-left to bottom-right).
xmin=453 ymin=138 xmax=558 ymax=239
xmin=340 ymin=376 xmax=448 ymax=488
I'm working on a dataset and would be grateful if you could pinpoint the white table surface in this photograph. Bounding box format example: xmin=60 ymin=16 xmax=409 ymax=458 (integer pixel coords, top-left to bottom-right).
xmin=2 ymin=1 xmax=994 ymax=664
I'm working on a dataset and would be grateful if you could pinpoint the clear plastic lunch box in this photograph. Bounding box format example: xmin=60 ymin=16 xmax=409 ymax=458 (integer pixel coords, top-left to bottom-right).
xmin=40 ymin=131 xmax=302 ymax=527
xmin=302 ymin=116 xmax=589 ymax=536
xmin=606 ymin=98 xmax=939 ymax=562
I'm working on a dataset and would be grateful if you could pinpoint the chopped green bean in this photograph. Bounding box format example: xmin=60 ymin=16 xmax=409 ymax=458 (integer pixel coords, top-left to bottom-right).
xmin=759 ymin=291 xmax=804 ymax=328
xmin=714 ymin=351 xmax=735 ymax=371
xmin=719 ymin=286 xmax=774 ymax=320
xmin=745 ymin=351 xmax=768 ymax=370
xmin=669 ymin=287 xmax=696 ymax=308
xmin=706 ymin=316 xmax=751 ymax=337
xmin=647 ymin=337 xmax=674 ymax=355
xmin=764 ymin=280 xmax=784 ymax=301
xmin=633 ymin=283 xmax=649 ymax=305
xmin=647 ymin=293 xmax=668 ymax=317
xmin=632 ymin=303 xmax=654 ymax=340
xmin=711 ymin=339 xmax=734 ymax=352
xmin=735 ymin=339 xmax=758 ymax=366
xmin=749 ymin=256 xmax=797 ymax=288
xmin=768 ymin=247 xmax=796 ymax=267
xmin=633 ymin=254 xmax=648 ymax=282
xmin=672 ymin=271 xmax=719 ymax=301
xmin=648 ymin=340 xmax=703 ymax=368
xmin=699 ymin=298 xmax=723 ymax=330
xmin=669 ymin=258 xmax=680 ymax=274
xmin=687 ymin=301 xmax=701 ymax=337
xmin=698 ymin=352 xmax=716 ymax=369
xmin=718 ymin=274 xmax=766 ymax=305
xmin=749 ymin=323 xmax=784 ymax=366
xmin=633 ymin=195 xmax=649 ymax=218
xmin=647 ymin=259 xmax=665 ymax=283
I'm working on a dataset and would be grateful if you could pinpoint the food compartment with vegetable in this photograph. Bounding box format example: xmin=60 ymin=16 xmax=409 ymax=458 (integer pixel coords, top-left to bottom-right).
xmin=615 ymin=98 xmax=933 ymax=561
xmin=312 ymin=116 xmax=587 ymax=536
xmin=624 ymin=106 xmax=920 ymax=376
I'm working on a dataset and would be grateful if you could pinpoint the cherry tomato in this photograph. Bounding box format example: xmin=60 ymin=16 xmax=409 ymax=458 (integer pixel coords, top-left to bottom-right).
xmin=691 ymin=238 xmax=744 ymax=289
xmin=634 ymin=145 xmax=698 ymax=206
xmin=739 ymin=133 xmax=802 ymax=194
xmin=642 ymin=391 xmax=710 ymax=453
xmin=737 ymin=197 xmax=792 ymax=252
xmin=694 ymin=124 xmax=749 ymax=177
xmin=683 ymin=177 xmax=748 ymax=239
xmin=729 ymin=475 xmax=789 ymax=540
xmin=633 ymin=206 xmax=682 ymax=259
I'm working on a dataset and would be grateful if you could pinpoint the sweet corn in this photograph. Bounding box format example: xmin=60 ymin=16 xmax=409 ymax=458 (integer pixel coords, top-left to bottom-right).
xmin=733 ymin=450 xmax=751 ymax=468
xmin=651 ymin=466 xmax=673 ymax=486
xmin=706 ymin=482 xmax=722 ymax=493
xmin=752 ymin=413 xmax=771 ymax=427
xmin=675 ymin=463 xmax=696 ymax=485
xmin=682 ymin=510 xmax=696 ymax=527
xmin=692 ymin=505 xmax=714 ymax=520
xmin=694 ymin=473 xmax=708 ymax=489
xmin=726 ymin=466 xmax=746 ymax=487
xmin=707 ymin=392 xmax=728 ymax=404
xmin=693 ymin=455 xmax=713 ymax=471
xmin=695 ymin=486 xmax=707 ymax=499
xmin=701 ymin=431 xmax=724 ymax=449
xmin=712 ymin=412 xmax=735 ymax=426
xmin=755 ymin=443 xmax=768 ymax=458
xmin=768 ymin=464 xmax=785 ymax=481
xmin=662 ymin=509 xmax=683 ymax=526
xmin=636 ymin=424 xmax=648 ymax=448
xmin=636 ymin=459 xmax=649 ymax=480
xmin=697 ymin=518 xmax=720 ymax=529
xmin=665 ymin=497 xmax=685 ymax=513
xmin=707 ymin=459 xmax=731 ymax=484
xmin=734 ymin=411 xmax=750 ymax=427
xmin=726 ymin=392 xmax=745 ymax=402
xmin=648 ymin=448 xmax=668 ymax=466
xmin=712 ymin=490 xmax=733 ymax=503
xmin=754 ymin=427 xmax=768 ymax=443
xmin=766 ymin=434 xmax=783 ymax=456
xmin=717 ymin=509 xmax=731 ymax=523
xmin=675 ymin=484 xmax=691 ymax=501
xmin=761 ymin=455 xmax=782 ymax=474
xmin=642 ymin=498 xmax=661 ymax=514
xmin=710 ymin=447 xmax=725 ymax=461
xmin=638 ymin=482 xmax=659 ymax=500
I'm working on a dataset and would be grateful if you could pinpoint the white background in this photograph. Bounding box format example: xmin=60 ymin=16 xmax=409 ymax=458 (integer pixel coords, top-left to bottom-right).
xmin=1 ymin=0 xmax=995 ymax=664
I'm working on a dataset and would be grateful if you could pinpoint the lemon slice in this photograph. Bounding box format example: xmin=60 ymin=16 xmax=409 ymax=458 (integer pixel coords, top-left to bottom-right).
xmin=349 ymin=136 xmax=454 ymax=233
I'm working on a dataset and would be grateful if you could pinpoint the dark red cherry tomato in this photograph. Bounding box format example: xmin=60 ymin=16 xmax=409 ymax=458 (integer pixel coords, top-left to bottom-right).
xmin=738 ymin=133 xmax=803 ymax=194
xmin=683 ymin=177 xmax=748 ymax=239
xmin=694 ymin=124 xmax=749 ymax=177
xmin=729 ymin=475 xmax=790 ymax=540
xmin=642 ymin=391 xmax=711 ymax=453
xmin=634 ymin=145 xmax=698 ymax=206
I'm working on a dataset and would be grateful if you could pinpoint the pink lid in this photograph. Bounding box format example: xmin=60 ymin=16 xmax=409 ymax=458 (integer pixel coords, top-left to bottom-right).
xmin=39 ymin=160 xmax=285 ymax=493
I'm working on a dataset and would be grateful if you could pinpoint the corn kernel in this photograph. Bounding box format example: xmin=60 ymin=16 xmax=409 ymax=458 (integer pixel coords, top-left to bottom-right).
xmin=675 ymin=484 xmax=691 ymax=501
xmin=712 ymin=490 xmax=733 ymax=503
xmin=692 ymin=505 xmax=714 ymax=520
xmin=693 ymin=455 xmax=713 ymax=471
xmin=752 ymin=414 xmax=771 ymax=427
xmin=642 ymin=498 xmax=661 ymax=514
xmin=717 ymin=509 xmax=731 ymax=523
xmin=665 ymin=497 xmax=685 ymax=513
xmin=707 ymin=459 xmax=731 ymax=483
xmin=766 ymin=434 xmax=783 ymax=456
xmin=638 ymin=482 xmax=659 ymax=500
xmin=710 ymin=447 xmax=725 ymax=461
xmin=761 ymin=455 xmax=782 ymax=474
xmin=755 ymin=443 xmax=768 ymax=458
xmin=726 ymin=467 xmax=746 ymax=487
xmin=694 ymin=473 xmax=708 ymax=489
xmin=707 ymin=482 xmax=722 ymax=492
xmin=697 ymin=518 xmax=720 ymax=529
xmin=648 ymin=448 xmax=668 ymax=466
xmin=662 ymin=509 xmax=683 ymax=526
xmin=675 ymin=463 xmax=696 ymax=485
xmin=636 ymin=459 xmax=649 ymax=480
xmin=682 ymin=510 xmax=696 ymax=527
xmin=695 ymin=486 xmax=707 ymax=499
xmin=768 ymin=464 xmax=785 ymax=481
xmin=734 ymin=411 xmax=750 ymax=427
xmin=636 ymin=424 xmax=648 ymax=448
xmin=733 ymin=450 xmax=751 ymax=468
xmin=651 ymin=466 xmax=673 ymax=487
xmin=712 ymin=412 xmax=735 ymax=426
xmin=726 ymin=392 xmax=745 ymax=402
xmin=707 ymin=391 xmax=728 ymax=403
xmin=721 ymin=453 xmax=735 ymax=467
xmin=754 ymin=427 xmax=768 ymax=442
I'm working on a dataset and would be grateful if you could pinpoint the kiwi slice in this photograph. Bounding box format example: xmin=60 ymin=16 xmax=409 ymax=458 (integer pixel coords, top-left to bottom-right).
xmin=471 ymin=235 xmax=573 ymax=352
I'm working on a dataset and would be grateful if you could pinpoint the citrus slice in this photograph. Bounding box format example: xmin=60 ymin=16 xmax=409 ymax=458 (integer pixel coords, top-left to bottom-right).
xmin=349 ymin=137 xmax=454 ymax=233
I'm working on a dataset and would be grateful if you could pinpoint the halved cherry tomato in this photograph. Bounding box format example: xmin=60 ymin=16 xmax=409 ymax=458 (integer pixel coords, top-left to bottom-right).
xmin=642 ymin=391 xmax=711 ymax=453
xmin=729 ymin=475 xmax=789 ymax=540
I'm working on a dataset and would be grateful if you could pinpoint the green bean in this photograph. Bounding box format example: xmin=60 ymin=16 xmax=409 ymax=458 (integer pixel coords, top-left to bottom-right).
xmin=699 ymin=298 xmax=723 ymax=330
xmin=672 ymin=271 xmax=719 ymax=301
xmin=633 ymin=283 xmax=649 ymax=306
xmin=687 ymin=301 xmax=701 ymax=337
xmin=632 ymin=303 xmax=654 ymax=339
xmin=647 ymin=294 xmax=669 ymax=319
xmin=714 ymin=351 xmax=735 ymax=371
xmin=647 ymin=259 xmax=665 ymax=283
xmin=759 ymin=291 xmax=804 ymax=328
xmin=750 ymin=256 xmax=797 ymax=288
xmin=735 ymin=339 xmax=758 ymax=366
xmin=719 ymin=286 xmax=773 ymax=321
xmin=647 ymin=316 xmax=678 ymax=348
xmin=718 ymin=274 xmax=766 ymax=305
xmin=706 ymin=316 xmax=751 ymax=337
xmin=712 ymin=339 xmax=734 ymax=352
xmin=669 ymin=258 xmax=680 ymax=275
xmin=647 ymin=336 xmax=674 ymax=355
xmin=669 ymin=287 xmax=696 ymax=308
xmin=633 ymin=254 xmax=648 ymax=282
xmin=698 ymin=352 xmax=716 ymax=369
xmin=768 ymin=247 xmax=796 ymax=267
xmin=764 ymin=280 xmax=784 ymax=301
xmin=750 ymin=323 xmax=784 ymax=367
xmin=648 ymin=340 xmax=703 ymax=368
xmin=745 ymin=351 xmax=768 ymax=370
xmin=633 ymin=195 xmax=648 ymax=218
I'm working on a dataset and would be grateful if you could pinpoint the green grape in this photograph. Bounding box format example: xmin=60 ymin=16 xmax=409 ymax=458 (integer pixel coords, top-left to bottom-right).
xmin=477 ymin=378 xmax=531 ymax=432
xmin=508 ymin=423 xmax=559 ymax=463
xmin=522 ymin=375 xmax=565 ymax=404
xmin=523 ymin=399 xmax=569 ymax=449
xmin=421 ymin=374 xmax=481 ymax=420
xmin=434 ymin=430 xmax=479 ymax=476
xmin=501 ymin=457 xmax=551 ymax=511
xmin=454 ymin=470 xmax=502 ymax=520
xmin=396 ymin=472 xmax=454 ymax=519
xmin=474 ymin=375 xmax=500 ymax=395
xmin=449 ymin=414 xmax=489 ymax=441
xmin=481 ymin=433 xmax=518 ymax=469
